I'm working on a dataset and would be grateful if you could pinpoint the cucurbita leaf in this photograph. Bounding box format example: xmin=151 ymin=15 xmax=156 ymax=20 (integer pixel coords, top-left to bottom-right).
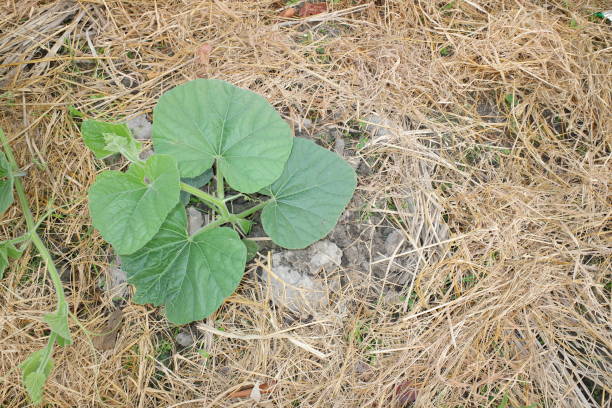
xmin=20 ymin=349 xmax=54 ymax=404
xmin=261 ymin=138 xmax=357 ymax=249
xmin=88 ymin=154 xmax=180 ymax=255
xmin=0 ymin=149 xmax=14 ymax=216
xmin=152 ymin=79 xmax=293 ymax=193
xmin=121 ymin=205 xmax=247 ymax=324
xmin=43 ymin=303 xmax=72 ymax=346
xmin=81 ymin=120 xmax=141 ymax=159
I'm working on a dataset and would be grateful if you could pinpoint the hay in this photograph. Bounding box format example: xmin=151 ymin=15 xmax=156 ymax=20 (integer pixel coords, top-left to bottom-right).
xmin=1 ymin=0 xmax=610 ymax=407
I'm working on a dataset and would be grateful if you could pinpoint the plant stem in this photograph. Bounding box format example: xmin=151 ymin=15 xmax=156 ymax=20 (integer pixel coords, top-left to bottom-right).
xmin=37 ymin=332 xmax=57 ymax=374
xmin=235 ymin=199 xmax=271 ymax=219
xmin=0 ymin=130 xmax=67 ymax=307
xmin=190 ymin=198 xmax=271 ymax=238
xmin=180 ymin=182 xmax=224 ymax=211
xmin=216 ymin=164 xmax=224 ymax=199
xmin=192 ymin=216 xmax=228 ymax=236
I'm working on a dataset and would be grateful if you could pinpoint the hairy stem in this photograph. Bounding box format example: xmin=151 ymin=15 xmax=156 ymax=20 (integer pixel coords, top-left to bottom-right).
xmin=0 ymin=130 xmax=66 ymax=307
xmin=180 ymin=182 xmax=224 ymax=211
xmin=234 ymin=199 xmax=271 ymax=219
xmin=216 ymin=164 xmax=224 ymax=199
xmin=190 ymin=198 xmax=271 ymax=239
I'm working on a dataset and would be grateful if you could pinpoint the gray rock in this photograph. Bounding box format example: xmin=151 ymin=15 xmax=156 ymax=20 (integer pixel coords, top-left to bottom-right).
xmin=261 ymin=240 xmax=342 ymax=314
xmin=363 ymin=114 xmax=394 ymax=138
xmin=384 ymin=229 xmax=405 ymax=256
xmin=187 ymin=206 xmax=204 ymax=235
xmin=334 ymin=135 xmax=346 ymax=157
xmin=106 ymin=256 xmax=129 ymax=299
xmin=301 ymin=118 xmax=314 ymax=129
xmin=309 ymin=241 xmax=342 ymax=271
xmin=126 ymin=114 xmax=152 ymax=140
xmin=175 ymin=330 xmax=195 ymax=347
xmin=139 ymin=147 xmax=154 ymax=160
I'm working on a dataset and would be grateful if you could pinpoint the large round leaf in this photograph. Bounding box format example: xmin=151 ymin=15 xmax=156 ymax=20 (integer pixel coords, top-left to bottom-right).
xmin=121 ymin=205 xmax=247 ymax=324
xmin=88 ymin=154 xmax=180 ymax=255
xmin=261 ymin=138 xmax=357 ymax=249
xmin=152 ymin=79 xmax=293 ymax=193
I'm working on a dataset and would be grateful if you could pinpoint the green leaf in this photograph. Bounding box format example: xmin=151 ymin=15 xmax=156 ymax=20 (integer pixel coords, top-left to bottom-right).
xmin=243 ymin=239 xmax=259 ymax=262
xmin=20 ymin=349 xmax=54 ymax=404
xmin=121 ymin=205 xmax=247 ymax=324
xmin=103 ymin=132 xmax=142 ymax=162
xmin=68 ymin=105 xmax=84 ymax=118
xmin=179 ymin=169 xmax=213 ymax=205
xmin=0 ymin=241 xmax=22 ymax=279
xmin=43 ymin=303 xmax=72 ymax=346
xmin=0 ymin=149 xmax=14 ymax=215
xmin=234 ymin=218 xmax=252 ymax=234
xmin=261 ymin=138 xmax=356 ymax=249
xmin=81 ymin=120 xmax=141 ymax=159
xmin=88 ymin=154 xmax=180 ymax=255
xmin=152 ymin=79 xmax=293 ymax=193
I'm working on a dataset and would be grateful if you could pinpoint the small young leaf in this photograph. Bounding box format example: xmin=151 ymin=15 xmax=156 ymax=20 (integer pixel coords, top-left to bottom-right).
xmin=20 ymin=349 xmax=54 ymax=404
xmin=152 ymin=79 xmax=293 ymax=193
xmin=0 ymin=241 xmax=23 ymax=279
xmin=81 ymin=120 xmax=141 ymax=159
xmin=121 ymin=205 xmax=247 ymax=324
xmin=0 ymin=149 xmax=14 ymax=215
xmin=243 ymin=239 xmax=259 ymax=262
xmin=179 ymin=169 xmax=213 ymax=205
xmin=103 ymin=132 xmax=142 ymax=162
xmin=43 ymin=303 xmax=72 ymax=346
xmin=88 ymin=154 xmax=181 ymax=255
xmin=261 ymin=138 xmax=356 ymax=249
xmin=235 ymin=218 xmax=253 ymax=234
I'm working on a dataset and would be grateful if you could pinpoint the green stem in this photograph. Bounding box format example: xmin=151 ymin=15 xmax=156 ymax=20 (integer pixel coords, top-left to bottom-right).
xmin=192 ymin=216 xmax=228 ymax=237
xmin=190 ymin=199 xmax=271 ymax=238
xmin=37 ymin=332 xmax=57 ymax=374
xmin=180 ymin=182 xmax=224 ymax=211
xmin=216 ymin=164 xmax=224 ymax=199
xmin=0 ymin=130 xmax=66 ymax=307
xmin=235 ymin=199 xmax=271 ymax=219
xmin=5 ymin=202 xmax=57 ymax=247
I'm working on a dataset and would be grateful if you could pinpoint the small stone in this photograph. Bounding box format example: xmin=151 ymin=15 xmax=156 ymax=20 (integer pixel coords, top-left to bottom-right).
xmin=175 ymin=330 xmax=195 ymax=347
xmin=354 ymin=360 xmax=371 ymax=375
xmin=126 ymin=114 xmax=152 ymax=140
xmin=364 ymin=114 xmax=394 ymax=138
xmin=302 ymin=118 xmax=314 ymax=129
xmin=106 ymin=256 xmax=129 ymax=299
xmin=334 ymin=136 xmax=346 ymax=157
xmin=384 ymin=230 xmax=405 ymax=256
xmin=309 ymin=240 xmax=342 ymax=272
xmin=261 ymin=240 xmax=342 ymax=314
xmin=187 ymin=206 xmax=204 ymax=235
xmin=139 ymin=147 xmax=154 ymax=160
xmin=120 ymin=76 xmax=138 ymax=89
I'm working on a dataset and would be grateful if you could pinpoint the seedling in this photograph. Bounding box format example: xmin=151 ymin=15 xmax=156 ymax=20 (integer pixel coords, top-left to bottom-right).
xmin=0 ymin=128 xmax=72 ymax=403
xmin=82 ymin=79 xmax=356 ymax=325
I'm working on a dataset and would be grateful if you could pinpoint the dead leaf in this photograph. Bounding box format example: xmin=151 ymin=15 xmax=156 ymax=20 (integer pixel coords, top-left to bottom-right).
xmin=197 ymin=43 xmax=212 ymax=66
xmin=228 ymin=381 xmax=277 ymax=399
xmin=92 ymin=308 xmax=123 ymax=351
xmin=279 ymin=7 xmax=297 ymax=18
xmin=395 ymin=380 xmax=418 ymax=405
xmin=299 ymin=3 xmax=327 ymax=17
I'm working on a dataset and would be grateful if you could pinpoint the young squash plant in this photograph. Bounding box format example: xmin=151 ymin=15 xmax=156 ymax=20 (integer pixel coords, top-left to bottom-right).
xmin=83 ymin=79 xmax=356 ymax=324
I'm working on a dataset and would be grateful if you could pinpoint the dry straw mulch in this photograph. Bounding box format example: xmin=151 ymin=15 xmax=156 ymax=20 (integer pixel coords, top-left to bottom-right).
xmin=1 ymin=0 xmax=610 ymax=407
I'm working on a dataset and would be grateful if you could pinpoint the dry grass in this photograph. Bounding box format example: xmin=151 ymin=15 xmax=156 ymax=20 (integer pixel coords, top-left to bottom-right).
xmin=1 ymin=0 xmax=610 ymax=407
